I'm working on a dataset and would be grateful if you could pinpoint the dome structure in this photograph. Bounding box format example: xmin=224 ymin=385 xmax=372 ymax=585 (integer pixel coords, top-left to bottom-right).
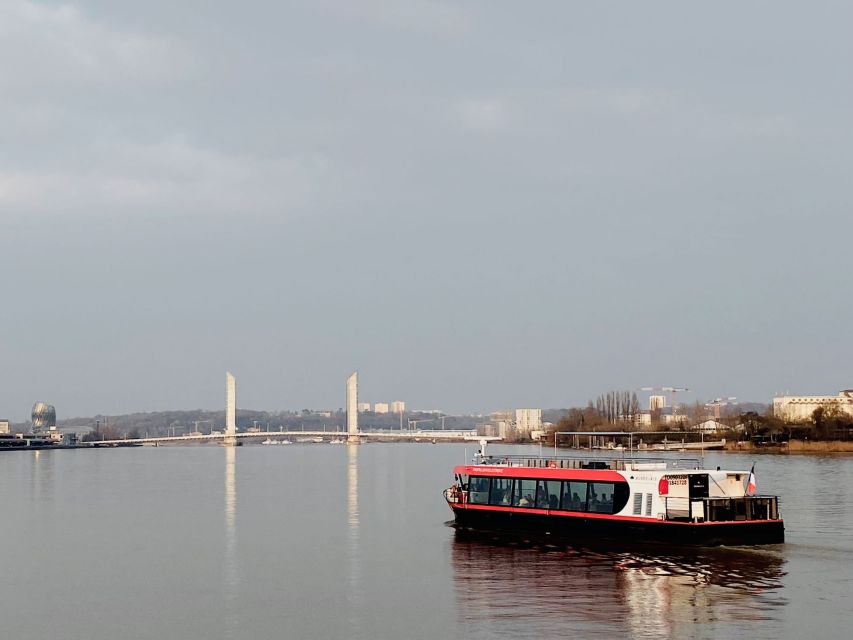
xmin=31 ymin=402 xmax=57 ymax=432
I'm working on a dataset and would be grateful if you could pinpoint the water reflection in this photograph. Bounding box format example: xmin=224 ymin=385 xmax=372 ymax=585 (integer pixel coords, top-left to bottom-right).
xmin=223 ymin=446 xmax=239 ymax=634
xmin=29 ymin=449 xmax=55 ymax=504
xmin=451 ymin=533 xmax=786 ymax=638
xmin=346 ymin=444 xmax=362 ymax=630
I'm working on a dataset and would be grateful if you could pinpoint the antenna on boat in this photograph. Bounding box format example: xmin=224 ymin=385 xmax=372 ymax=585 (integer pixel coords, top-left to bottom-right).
xmin=478 ymin=438 xmax=489 ymax=460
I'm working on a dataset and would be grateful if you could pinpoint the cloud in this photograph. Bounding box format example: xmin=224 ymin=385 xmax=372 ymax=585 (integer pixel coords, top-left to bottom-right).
xmin=559 ymin=88 xmax=677 ymax=116
xmin=309 ymin=0 xmax=469 ymax=34
xmin=0 ymin=0 xmax=195 ymax=99
xmin=0 ymin=136 xmax=336 ymax=217
xmin=455 ymin=98 xmax=510 ymax=133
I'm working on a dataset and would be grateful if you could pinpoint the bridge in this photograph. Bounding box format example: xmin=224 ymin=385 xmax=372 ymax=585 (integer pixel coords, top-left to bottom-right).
xmin=92 ymin=430 xmax=494 ymax=446
xmin=91 ymin=371 xmax=501 ymax=447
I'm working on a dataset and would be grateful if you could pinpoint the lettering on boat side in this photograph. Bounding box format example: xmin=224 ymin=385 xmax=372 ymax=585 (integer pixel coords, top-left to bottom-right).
xmin=666 ymin=475 xmax=689 ymax=486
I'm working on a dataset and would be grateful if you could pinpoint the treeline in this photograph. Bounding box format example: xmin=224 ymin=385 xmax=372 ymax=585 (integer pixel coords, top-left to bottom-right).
xmin=552 ymin=390 xmax=641 ymax=432
xmin=740 ymin=407 xmax=853 ymax=441
xmin=594 ymin=391 xmax=640 ymax=424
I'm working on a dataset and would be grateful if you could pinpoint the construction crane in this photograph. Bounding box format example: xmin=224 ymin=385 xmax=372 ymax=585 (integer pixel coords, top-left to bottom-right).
xmin=407 ymin=418 xmax=436 ymax=431
xmin=639 ymin=387 xmax=690 ymax=419
xmin=705 ymin=397 xmax=737 ymax=420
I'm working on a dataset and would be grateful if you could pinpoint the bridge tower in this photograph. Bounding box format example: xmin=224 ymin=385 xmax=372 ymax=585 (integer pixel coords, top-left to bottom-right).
xmin=346 ymin=372 xmax=360 ymax=444
xmin=224 ymin=371 xmax=237 ymax=446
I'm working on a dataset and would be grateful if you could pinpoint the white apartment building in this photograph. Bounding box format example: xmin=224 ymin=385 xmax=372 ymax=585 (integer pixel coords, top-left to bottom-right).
xmin=773 ymin=390 xmax=853 ymax=422
xmin=390 ymin=401 xmax=406 ymax=413
xmin=357 ymin=402 xmax=371 ymax=412
xmin=0 ymin=419 xmax=9 ymax=434
xmin=374 ymin=402 xmax=390 ymax=414
xmin=515 ymin=408 xmax=542 ymax=435
xmin=649 ymin=395 xmax=667 ymax=411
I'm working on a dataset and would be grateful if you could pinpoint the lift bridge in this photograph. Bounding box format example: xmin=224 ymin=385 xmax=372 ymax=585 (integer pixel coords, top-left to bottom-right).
xmin=93 ymin=372 xmax=501 ymax=447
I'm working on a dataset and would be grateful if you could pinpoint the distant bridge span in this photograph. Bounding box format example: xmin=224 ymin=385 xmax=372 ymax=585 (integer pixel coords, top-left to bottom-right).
xmin=93 ymin=431 xmax=501 ymax=446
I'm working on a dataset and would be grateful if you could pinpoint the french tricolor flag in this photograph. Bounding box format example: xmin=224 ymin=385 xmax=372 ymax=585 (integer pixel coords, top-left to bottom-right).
xmin=747 ymin=464 xmax=756 ymax=495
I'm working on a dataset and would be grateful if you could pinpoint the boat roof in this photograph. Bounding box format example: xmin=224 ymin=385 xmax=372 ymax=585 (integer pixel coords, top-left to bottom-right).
xmin=455 ymin=454 xmax=749 ymax=478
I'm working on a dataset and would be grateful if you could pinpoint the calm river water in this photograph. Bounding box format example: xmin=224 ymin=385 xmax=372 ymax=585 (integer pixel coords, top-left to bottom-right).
xmin=1 ymin=444 xmax=850 ymax=639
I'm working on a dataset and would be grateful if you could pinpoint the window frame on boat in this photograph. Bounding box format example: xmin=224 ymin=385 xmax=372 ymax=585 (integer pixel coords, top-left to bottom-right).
xmin=466 ymin=476 xmax=629 ymax=515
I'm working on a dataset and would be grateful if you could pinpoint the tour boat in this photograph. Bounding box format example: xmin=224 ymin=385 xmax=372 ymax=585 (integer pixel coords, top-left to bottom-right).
xmin=444 ymin=446 xmax=783 ymax=547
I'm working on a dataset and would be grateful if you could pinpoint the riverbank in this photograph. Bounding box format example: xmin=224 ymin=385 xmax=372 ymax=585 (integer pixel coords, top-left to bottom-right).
xmin=725 ymin=439 xmax=853 ymax=453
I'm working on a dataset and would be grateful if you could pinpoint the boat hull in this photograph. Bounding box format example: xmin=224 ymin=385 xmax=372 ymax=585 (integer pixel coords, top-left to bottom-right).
xmin=451 ymin=505 xmax=784 ymax=547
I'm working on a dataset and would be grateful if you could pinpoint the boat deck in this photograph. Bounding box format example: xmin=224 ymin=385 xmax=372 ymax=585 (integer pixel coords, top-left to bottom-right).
xmin=474 ymin=454 xmax=701 ymax=472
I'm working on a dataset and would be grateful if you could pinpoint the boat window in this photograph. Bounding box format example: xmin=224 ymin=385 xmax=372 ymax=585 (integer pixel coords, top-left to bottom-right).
xmin=536 ymin=481 xmax=560 ymax=509
xmin=489 ymin=478 xmax=513 ymax=506
xmin=645 ymin=493 xmax=653 ymax=517
xmin=561 ymin=481 xmax=588 ymax=512
xmin=512 ymin=479 xmax=537 ymax=508
xmin=468 ymin=476 xmax=491 ymax=504
xmin=588 ymin=482 xmax=614 ymax=513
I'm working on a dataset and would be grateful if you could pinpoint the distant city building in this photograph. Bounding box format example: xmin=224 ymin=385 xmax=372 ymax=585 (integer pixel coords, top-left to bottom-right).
xmin=489 ymin=411 xmax=513 ymax=438
xmin=391 ymin=401 xmax=406 ymax=414
xmin=31 ymin=402 xmax=57 ymax=433
xmin=0 ymin=419 xmax=9 ymax=434
xmin=649 ymin=395 xmax=667 ymax=411
xmin=357 ymin=402 xmax=371 ymax=412
xmin=477 ymin=422 xmax=498 ymax=437
xmin=515 ymin=408 xmax=542 ymax=435
xmin=31 ymin=402 xmax=61 ymax=442
xmin=773 ymin=390 xmax=853 ymax=422
xmin=374 ymin=402 xmax=389 ymax=414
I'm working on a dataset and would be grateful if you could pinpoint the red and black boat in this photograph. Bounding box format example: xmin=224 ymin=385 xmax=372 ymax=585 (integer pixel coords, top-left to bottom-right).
xmin=444 ymin=448 xmax=783 ymax=547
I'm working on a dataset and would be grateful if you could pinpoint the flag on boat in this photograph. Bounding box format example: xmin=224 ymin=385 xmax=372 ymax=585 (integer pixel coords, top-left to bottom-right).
xmin=747 ymin=464 xmax=756 ymax=495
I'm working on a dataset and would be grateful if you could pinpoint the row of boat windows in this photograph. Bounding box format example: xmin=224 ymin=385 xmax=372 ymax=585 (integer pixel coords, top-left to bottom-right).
xmin=467 ymin=476 xmax=630 ymax=515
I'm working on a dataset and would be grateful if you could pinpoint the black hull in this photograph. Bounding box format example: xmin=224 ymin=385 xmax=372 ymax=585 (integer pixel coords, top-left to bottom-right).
xmin=452 ymin=507 xmax=784 ymax=547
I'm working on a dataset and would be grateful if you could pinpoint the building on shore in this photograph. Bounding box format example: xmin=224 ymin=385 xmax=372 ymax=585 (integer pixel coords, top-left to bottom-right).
xmin=357 ymin=402 xmax=371 ymax=412
xmin=488 ymin=411 xmax=513 ymax=438
xmin=390 ymin=401 xmax=406 ymax=414
xmin=773 ymin=390 xmax=853 ymax=422
xmin=374 ymin=403 xmax=389 ymax=414
xmin=0 ymin=419 xmax=9 ymax=434
xmin=691 ymin=419 xmax=737 ymax=434
xmin=515 ymin=408 xmax=542 ymax=436
xmin=32 ymin=402 xmax=61 ymax=442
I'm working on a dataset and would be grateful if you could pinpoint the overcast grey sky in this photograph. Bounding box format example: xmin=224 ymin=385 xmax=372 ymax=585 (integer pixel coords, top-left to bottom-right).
xmin=1 ymin=0 xmax=851 ymax=420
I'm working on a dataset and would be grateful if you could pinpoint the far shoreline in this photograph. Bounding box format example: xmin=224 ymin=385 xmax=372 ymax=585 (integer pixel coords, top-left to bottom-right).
xmin=725 ymin=439 xmax=853 ymax=454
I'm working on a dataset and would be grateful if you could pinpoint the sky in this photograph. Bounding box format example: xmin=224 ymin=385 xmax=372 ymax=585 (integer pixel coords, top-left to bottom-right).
xmin=1 ymin=0 xmax=851 ymax=421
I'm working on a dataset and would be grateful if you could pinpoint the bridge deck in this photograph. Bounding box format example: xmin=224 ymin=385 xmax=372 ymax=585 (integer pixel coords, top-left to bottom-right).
xmin=94 ymin=431 xmax=499 ymax=445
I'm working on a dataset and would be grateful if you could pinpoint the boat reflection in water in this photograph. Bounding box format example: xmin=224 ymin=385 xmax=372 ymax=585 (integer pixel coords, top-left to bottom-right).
xmin=451 ymin=531 xmax=786 ymax=638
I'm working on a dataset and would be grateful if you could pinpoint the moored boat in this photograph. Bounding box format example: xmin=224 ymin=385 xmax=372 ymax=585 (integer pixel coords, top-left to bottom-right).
xmin=444 ymin=447 xmax=783 ymax=547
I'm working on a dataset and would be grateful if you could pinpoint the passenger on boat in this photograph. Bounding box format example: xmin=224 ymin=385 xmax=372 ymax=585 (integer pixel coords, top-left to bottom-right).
xmin=519 ymin=494 xmax=533 ymax=507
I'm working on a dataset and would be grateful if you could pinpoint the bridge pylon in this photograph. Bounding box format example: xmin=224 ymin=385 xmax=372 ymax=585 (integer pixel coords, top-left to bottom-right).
xmin=223 ymin=371 xmax=238 ymax=447
xmin=346 ymin=372 xmax=360 ymax=445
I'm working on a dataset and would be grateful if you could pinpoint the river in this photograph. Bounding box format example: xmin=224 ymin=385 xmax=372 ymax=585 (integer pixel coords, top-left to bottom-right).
xmin=1 ymin=444 xmax=850 ymax=639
